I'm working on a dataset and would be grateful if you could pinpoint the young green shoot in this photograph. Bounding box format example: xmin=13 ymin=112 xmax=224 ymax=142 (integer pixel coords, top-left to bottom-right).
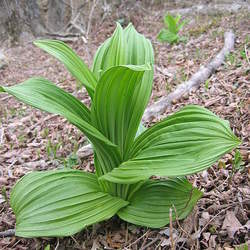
xmin=0 ymin=23 xmax=240 ymax=237
xmin=157 ymin=13 xmax=187 ymax=44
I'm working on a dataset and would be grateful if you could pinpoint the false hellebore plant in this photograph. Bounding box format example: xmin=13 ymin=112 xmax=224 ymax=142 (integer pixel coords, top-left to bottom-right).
xmin=1 ymin=23 xmax=240 ymax=237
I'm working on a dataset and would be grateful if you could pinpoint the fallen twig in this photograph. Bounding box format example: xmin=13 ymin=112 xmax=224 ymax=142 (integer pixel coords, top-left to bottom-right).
xmin=141 ymin=237 xmax=160 ymax=250
xmin=0 ymin=229 xmax=15 ymax=237
xmin=76 ymin=30 xmax=235 ymax=158
xmin=124 ymin=230 xmax=150 ymax=249
xmin=143 ymin=30 xmax=235 ymax=121
xmin=77 ymin=143 xmax=93 ymax=159
xmin=168 ymin=3 xmax=250 ymax=16
xmin=169 ymin=208 xmax=175 ymax=250
xmin=86 ymin=0 xmax=98 ymax=38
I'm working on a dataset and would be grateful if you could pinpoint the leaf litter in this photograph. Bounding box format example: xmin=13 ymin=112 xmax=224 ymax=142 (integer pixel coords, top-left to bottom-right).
xmin=0 ymin=2 xmax=249 ymax=249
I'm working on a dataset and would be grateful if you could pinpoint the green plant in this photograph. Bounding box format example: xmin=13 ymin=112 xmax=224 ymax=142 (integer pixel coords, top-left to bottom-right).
xmin=1 ymin=186 xmax=8 ymax=204
xmin=232 ymin=149 xmax=244 ymax=173
xmin=64 ymin=153 xmax=79 ymax=168
xmin=235 ymin=243 xmax=248 ymax=250
xmin=0 ymin=23 xmax=240 ymax=237
xmin=157 ymin=14 xmax=186 ymax=44
xmin=205 ymin=79 xmax=210 ymax=90
xmin=46 ymin=139 xmax=62 ymax=160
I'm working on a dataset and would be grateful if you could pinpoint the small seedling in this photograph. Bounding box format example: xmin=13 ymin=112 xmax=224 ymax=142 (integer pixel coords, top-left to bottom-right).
xmin=232 ymin=149 xmax=244 ymax=173
xmin=157 ymin=13 xmax=186 ymax=44
xmin=1 ymin=186 xmax=8 ymax=204
xmin=44 ymin=245 xmax=50 ymax=250
xmin=235 ymin=243 xmax=248 ymax=250
xmin=204 ymin=79 xmax=210 ymax=90
xmin=46 ymin=139 xmax=62 ymax=160
xmin=64 ymin=153 xmax=79 ymax=168
xmin=41 ymin=128 xmax=49 ymax=138
xmin=240 ymin=49 xmax=246 ymax=60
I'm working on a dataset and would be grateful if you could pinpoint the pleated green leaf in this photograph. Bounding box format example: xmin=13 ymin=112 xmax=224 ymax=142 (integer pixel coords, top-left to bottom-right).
xmin=124 ymin=23 xmax=154 ymax=66
xmin=118 ymin=178 xmax=202 ymax=228
xmin=0 ymin=78 xmax=122 ymax=182
xmin=34 ymin=40 xmax=97 ymax=98
xmin=101 ymin=105 xmax=241 ymax=183
xmin=0 ymin=78 xmax=110 ymax=145
xmin=124 ymin=24 xmax=154 ymax=139
xmin=92 ymin=23 xmax=125 ymax=80
xmin=92 ymin=23 xmax=154 ymax=82
xmin=1 ymin=78 xmax=90 ymax=121
xmin=92 ymin=23 xmax=154 ymax=144
xmin=10 ymin=170 xmax=128 ymax=237
xmin=92 ymin=64 xmax=151 ymax=156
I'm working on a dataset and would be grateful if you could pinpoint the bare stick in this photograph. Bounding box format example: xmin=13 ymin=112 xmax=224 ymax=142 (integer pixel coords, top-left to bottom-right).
xmin=0 ymin=229 xmax=15 ymax=237
xmin=77 ymin=144 xmax=93 ymax=158
xmin=124 ymin=230 xmax=150 ymax=249
xmin=168 ymin=3 xmax=250 ymax=16
xmin=143 ymin=30 xmax=235 ymax=122
xmin=86 ymin=0 xmax=98 ymax=38
xmin=141 ymin=237 xmax=160 ymax=250
xmin=169 ymin=208 xmax=175 ymax=250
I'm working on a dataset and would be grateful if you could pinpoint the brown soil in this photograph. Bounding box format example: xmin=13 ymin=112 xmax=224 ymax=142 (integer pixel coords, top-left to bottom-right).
xmin=0 ymin=3 xmax=249 ymax=250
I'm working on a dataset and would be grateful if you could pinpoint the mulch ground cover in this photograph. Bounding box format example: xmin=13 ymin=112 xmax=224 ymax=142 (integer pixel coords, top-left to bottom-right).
xmin=0 ymin=2 xmax=249 ymax=249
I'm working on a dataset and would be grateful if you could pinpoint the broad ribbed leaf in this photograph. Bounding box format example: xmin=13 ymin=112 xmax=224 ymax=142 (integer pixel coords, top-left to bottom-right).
xmin=124 ymin=23 xmax=154 ymax=67
xmin=34 ymin=40 xmax=97 ymax=98
xmin=0 ymin=78 xmax=110 ymax=145
xmin=10 ymin=170 xmax=128 ymax=237
xmin=92 ymin=23 xmax=154 ymax=148
xmin=124 ymin=24 xmax=154 ymax=137
xmin=101 ymin=105 xmax=241 ymax=184
xmin=1 ymin=78 xmax=121 ymax=193
xmin=92 ymin=65 xmax=151 ymax=156
xmin=118 ymin=178 xmax=202 ymax=228
xmin=92 ymin=23 xmax=125 ymax=80
xmin=1 ymin=78 xmax=90 ymax=121
xmin=92 ymin=23 xmax=154 ymax=84
xmin=0 ymin=78 xmax=122 ymax=182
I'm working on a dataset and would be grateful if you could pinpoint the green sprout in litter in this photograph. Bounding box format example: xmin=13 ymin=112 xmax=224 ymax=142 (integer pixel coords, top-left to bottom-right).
xmin=157 ymin=13 xmax=187 ymax=44
xmin=0 ymin=23 xmax=240 ymax=237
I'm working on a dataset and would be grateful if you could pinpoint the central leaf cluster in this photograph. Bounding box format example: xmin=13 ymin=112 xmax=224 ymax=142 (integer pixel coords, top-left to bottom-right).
xmin=0 ymin=23 xmax=240 ymax=237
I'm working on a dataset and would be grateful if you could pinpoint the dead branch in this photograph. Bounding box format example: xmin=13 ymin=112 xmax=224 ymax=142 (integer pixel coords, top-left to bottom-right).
xmin=169 ymin=3 xmax=250 ymax=16
xmin=43 ymin=32 xmax=81 ymax=42
xmin=86 ymin=0 xmax=98 ymax=38
xmin=142 ymin=30 xmax=235 ymax=122
xmin=0 ymin=229 xmax=15 ymax=237
xmin=77 ymin=30 xmax=235 ymax=159
xmin=77 ymin=144 xmax=93 ymax=159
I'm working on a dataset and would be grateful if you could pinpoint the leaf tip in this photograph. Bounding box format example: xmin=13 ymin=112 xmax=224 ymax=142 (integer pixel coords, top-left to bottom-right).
xmin=33 ymin=40 xmax=41 ymax=47
xmin=0 ymin=86 xmax=5 ymax=92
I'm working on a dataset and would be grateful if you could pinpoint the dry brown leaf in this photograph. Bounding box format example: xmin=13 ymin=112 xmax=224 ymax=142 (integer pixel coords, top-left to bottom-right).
xmin=222 ymin=210 xmax=242 ymax=238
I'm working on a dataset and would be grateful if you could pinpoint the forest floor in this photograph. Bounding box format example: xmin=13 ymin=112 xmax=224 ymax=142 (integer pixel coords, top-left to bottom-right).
xmin=0 ymin=2 xmax=249 ymax=250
